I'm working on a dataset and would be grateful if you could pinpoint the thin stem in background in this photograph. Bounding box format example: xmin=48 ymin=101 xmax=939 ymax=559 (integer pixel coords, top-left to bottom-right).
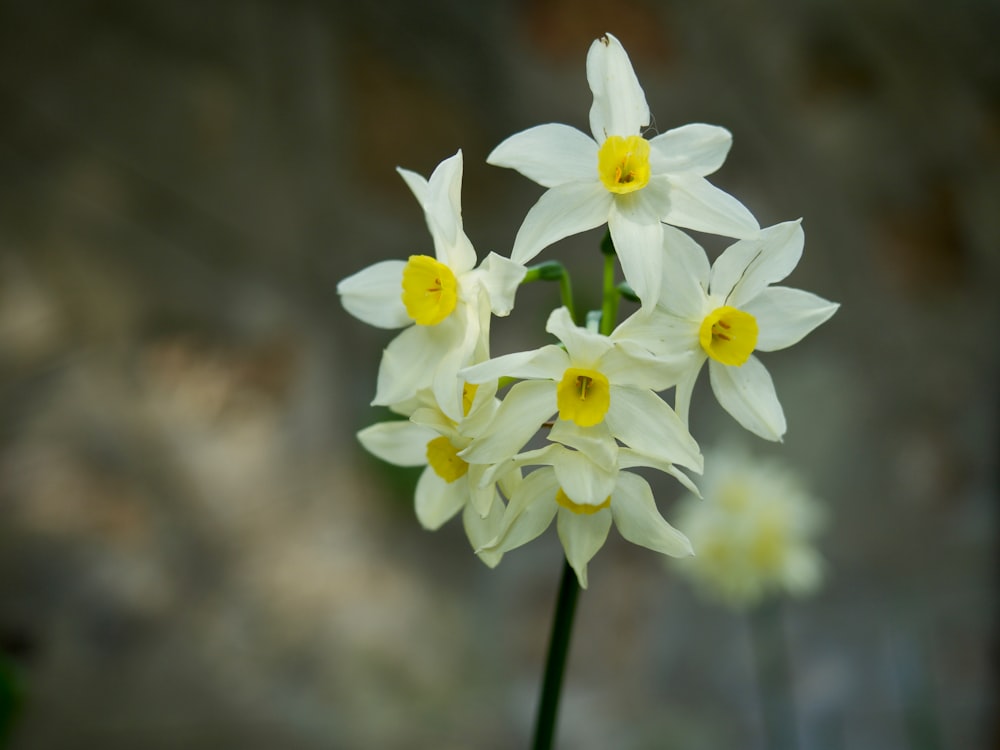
xmin=531 ymin=558 xmax=580 ymax=750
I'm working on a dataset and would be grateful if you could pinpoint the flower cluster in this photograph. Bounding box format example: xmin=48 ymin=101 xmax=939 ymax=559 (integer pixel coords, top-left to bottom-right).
xmin=338 ymin=34 xmax=837 ymax=588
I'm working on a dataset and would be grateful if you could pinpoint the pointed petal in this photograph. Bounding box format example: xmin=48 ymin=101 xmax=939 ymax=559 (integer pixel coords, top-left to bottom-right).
xmin=611 ymin=472 xmax=693 ymax=557
xmin=461 ymin=344 xmax=568 ymax=384
xmin=459 ymin=380 xmax=556 ymax=464
xmin=708 ymin=356 xmax=786 ymax=441
xmin=611 ymin=307 xmax=701 ymax=361
xmin=487 ymin=124 xmax=598 ymax=188
xmin=662 ymin=176 xmax=760 ymax=240
xmin=511 ymin=182 xmax=612 ymax=264
xmin=605 ymin=386 xmax=702 ymax=470
xmin=619 ymin=448 xmax=702 ymax=496
xmin=649 ymin=123 xmax=733 ymax=176
xmin=658 ymin=224 xmax=712 ymax=317
xmin=608 ymin=198 xmax=664 ymax=307
xmin=711 ymin=220 xmax=804 ymax=305
xmin=547 ymin=420 xmax=618 ymax=471
xmin=464 ymin=496 xmax=507 ymax=566
xmin=475 ymin=252 xmax=527 ymax=316
xmin=550 ymin=446 xmax=619 ymax=508
xmin=587 ymin=33 xmax=650 ymax=140
xmin=545 ymin=306 xmax=611 ymax=366
xmin=337 ymin=260 xmax=409 ymax=329
xmin=415 ymin=469 xmax=466 ymax=530
xmin=558 ymin=508 xmax=612 ymax=589
xmin=744 ymin=286 xmax=839 ymax=352
xmin=426 ymin=151 xmax=478 ymax=272
xmin=373 ymin=318 xmax=462 ymax=407
xmin=672 ymin=357 xmax=705 ymax=427
xmin=357 ymin=420 xmax=436 ymax=466
xmin=477 ymin=468 xmax=559 ymax=556
xmin=599 ymin=336 xmax=689 ymax=390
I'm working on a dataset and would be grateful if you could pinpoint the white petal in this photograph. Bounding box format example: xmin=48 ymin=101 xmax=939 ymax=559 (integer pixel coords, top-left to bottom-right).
xmin=610 ymin=307 xmax=701 ymax=361
xmin=459 ymin=380 xmax=556 ymax=464
xmin=547 ymin=420 xmax=618 ymax=471
xmin=550 ymin=446 xmax=619 ymax=508
xmin=712 ymin=220 xmax=804 ymax=305
xmin=478 ymin=468 xmax=559 ymax=556
xmin=511 ymin=182 xmax=612 ymax=264
xmin=487 ymin=124 xmax=598 ymax=188
xmin=744 ymin=286 xmax=839 ymax=352
xmin=672 ymin=357 xmax=705 ymax=427
xmin=586 ymin=33 xmax=650 ymax=140
xmin=611 ymin=472 xmax=693 ymax=557
xmin=415 ymin=468 xmax=466 ymax=530
xmin=461 ymin=344 xmax=568 ymax=384
xmin=662 ymin=175 xmax=760 ymax=240
xmin=474 ymin=252 xmax=527 ymax=317
xmin=649 ymin=123 xmax=733 ymax=176
xmin=708 ymin=356 xmax=787 ymax=441
xmin=464 ymin=497 xmax=506 ymax=566
xmin=599 ymin=341 xmax=685 ymax=391
xmin=658 ymin=224 xmax=711 ymax=317
xmin=605 ymin=386 xmax=702 ymax=470
xmin=357 ymin=420 xmax=436 ymax=466
xmin=557 ymin=507 xmax=612 ymax=589
xmin=545 ymin=306 xmax=611 ymax=367
xmin=397 ymin=166 xmax=429 ymax=207
xmin=373 ymin=318 xmax=462 ymax=407
xmin=337 ymin=260 xmax=409 ymax=329
xmin=619 ymin=448 xmax=702 ymax=496
xmin=608 ymin=198 xmax=664 ymax=307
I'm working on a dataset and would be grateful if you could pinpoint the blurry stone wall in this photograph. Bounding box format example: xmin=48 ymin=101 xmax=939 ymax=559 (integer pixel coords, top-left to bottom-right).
xmin=0 ymin=1 xmax=998 ymax=748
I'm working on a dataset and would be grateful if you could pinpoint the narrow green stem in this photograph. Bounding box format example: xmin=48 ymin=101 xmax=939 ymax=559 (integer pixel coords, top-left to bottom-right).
xmin=522 ymin=261 xmax=577 ymax=324
xmin=600 ymin=252 xmax=618 ymax=336
xmin=531 ymin=559 xmax=580 ymax=750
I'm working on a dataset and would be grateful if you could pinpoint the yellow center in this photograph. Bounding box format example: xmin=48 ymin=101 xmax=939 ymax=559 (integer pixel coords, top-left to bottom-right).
xmin=597 ymin=135 xmax=651 ymax=194
xmin=461 ymin=382 xmax=478 ymax=417
xmin=698 ymin=306 xmax=758 ymax=366
xmin=556 ymin=367 xmax=610 ymax=427
xmin=426 ymin=436 xmax=468 ymax=483
xmin=401 ymin=255 xmax=458 ymax=326
xmin=556 ymin=488 xmax=611 ymax=515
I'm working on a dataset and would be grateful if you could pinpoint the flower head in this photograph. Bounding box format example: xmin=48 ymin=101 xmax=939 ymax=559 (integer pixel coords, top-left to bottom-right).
xmin=337 ymin=151 xmax=526 ymax=420
xmin=673 ymin=444 xmax=826 ymax=608
xmin=487 ymin=33 xmax=759 ymax=306
xmin=617 ymin=221 xmax=839 ymax=441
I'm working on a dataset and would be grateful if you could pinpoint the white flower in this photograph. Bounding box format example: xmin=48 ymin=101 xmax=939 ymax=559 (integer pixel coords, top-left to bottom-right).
xmin=458 ymin=307 xmax=702 ymax=486
xmin=617 ymin=221 xmax=839 ymax=441
xmin=487 ymin=33 xmax=759 ymax=306
xmin=357 ymin=381 xmax=519 ymax=556
xmin=337 ymin=150 xmax=526 ymax=420
xmin=673 ymin=443 xmax=826 ymax=608
xmin=477 ymin=453 xmax=694 ymax=588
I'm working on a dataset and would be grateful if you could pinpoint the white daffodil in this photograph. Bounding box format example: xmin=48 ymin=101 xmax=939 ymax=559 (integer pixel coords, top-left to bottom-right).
xmin=673 ymin=443 xmax=825 ymax=608
xmin=617 ymin=221 xmax=839 ymax=441
xmin=357 ymin=381 xmax=519 ymax=556
xmin=487 ymin=33 xmax=759 ymax=306
xmin=337 ymin=150 xmax=526 ymax=421
xmin=458 ymin=306 xmax=702 ymax=482
xmin=477 ymin=456 xmax=693 ymax=588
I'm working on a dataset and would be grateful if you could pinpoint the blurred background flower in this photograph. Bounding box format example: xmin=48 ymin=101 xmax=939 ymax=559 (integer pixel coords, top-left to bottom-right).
xmin=0 ymin=1 xmax=997 ymax=748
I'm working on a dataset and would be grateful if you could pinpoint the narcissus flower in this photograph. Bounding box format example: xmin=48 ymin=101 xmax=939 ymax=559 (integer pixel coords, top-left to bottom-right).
xmin=337 ymin=150 xmax=526 ymax=420
xmin=477 ymin=457 xmax=694 ymax=588
xmin=357 ymin=382 xmax=519 ymax=555
xmin=617 ymin=221 xmax=839 ymax=441
xmin=458 ymin=306 xmax=701 ymax=476
xmin=487 ymin=33 xmax=758 ymax=306
xmin=673 ymin=443 xmax=825 ymax=608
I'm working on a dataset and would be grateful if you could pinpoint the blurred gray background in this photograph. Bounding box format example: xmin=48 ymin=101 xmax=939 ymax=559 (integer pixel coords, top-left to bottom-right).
xmin=1 ymin=1 xmax=997 ymax=748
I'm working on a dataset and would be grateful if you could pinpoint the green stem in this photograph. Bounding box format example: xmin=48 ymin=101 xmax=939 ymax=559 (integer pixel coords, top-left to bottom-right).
xmin=522 ymin=261 xmax=577 ymax=324
xmin=600 ymin=252 xmax=618 ymax=336
xmin=531 ymin=558 xmax=580 ymax=750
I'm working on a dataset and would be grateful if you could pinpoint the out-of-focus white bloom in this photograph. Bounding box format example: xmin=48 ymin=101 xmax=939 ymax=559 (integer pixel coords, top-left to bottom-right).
xmin=617 ymin=221 xmax=839 ymax=441
xmin=487 ymin=33 xmax=758 ymax=306
xmin=673 ymin=444 xmax=826 ymax=608
xmin=477 ymin=445 xmax=694 ymax=588
xmin=357 ymin=381 xmax=519 ymax=556
xmin=337 ymin=150 xmax=525 ymax=420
